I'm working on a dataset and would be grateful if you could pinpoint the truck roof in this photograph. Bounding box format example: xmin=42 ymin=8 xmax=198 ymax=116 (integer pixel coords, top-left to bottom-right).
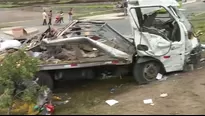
xmin=128 ymin=0 xmax=179 ymax=7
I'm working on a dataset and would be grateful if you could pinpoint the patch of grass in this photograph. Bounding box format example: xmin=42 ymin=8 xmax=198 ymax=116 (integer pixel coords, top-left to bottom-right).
xmin=74 ymin=10 xmax=118 ymax=19
xmin=191 ymin=14 xmax=205 ymax=43
xmin=51 ymin=4 xmax=114 ymax=13
xmin=0 ymin=4 xmax=21 ymax=8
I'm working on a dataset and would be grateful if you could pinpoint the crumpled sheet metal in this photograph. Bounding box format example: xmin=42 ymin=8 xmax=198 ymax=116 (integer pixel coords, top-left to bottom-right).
xmin=42 ymin=37 xmax=132 ymax=61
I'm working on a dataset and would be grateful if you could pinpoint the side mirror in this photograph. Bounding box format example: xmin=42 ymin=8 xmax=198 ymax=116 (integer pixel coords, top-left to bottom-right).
xmin=137 ymin=44 xmax=149 ymax=51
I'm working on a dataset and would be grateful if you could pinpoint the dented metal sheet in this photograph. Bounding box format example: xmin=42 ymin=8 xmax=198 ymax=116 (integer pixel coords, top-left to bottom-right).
xmin=42 ymin=37 xmax=132 ymax=61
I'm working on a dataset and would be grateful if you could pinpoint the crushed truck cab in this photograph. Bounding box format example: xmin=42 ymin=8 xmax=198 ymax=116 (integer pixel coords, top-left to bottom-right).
xmin=127 ymin=0 xmax=201 ymax=81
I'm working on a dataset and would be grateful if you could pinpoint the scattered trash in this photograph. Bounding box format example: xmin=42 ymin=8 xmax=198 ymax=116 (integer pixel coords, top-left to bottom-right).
xmin=197 ymin=67 xmax=203 ymax=70
xmin=160 ymin=93 xmax=168 ymax=98
xmin=54 ymin=100 xmax=69 ymax=106
xmin=159 ymin=76 xmax=168 ymax=81
xmin=143 ymin=99 xmax=153 ymax=105
xmin=64 ymin=100 xmax=69 ymax=104
xmin=200 ymin=58 xmax=205 ymax=62
xmin=93 ymin=48 xmax=97 ymax=51
xmin=150 ymin=103 xmax=155 ymax=106
xmin=156 ymin=73 xmax=163 ymax=80
xmin=118 ymin=84 xmax=124 ymax=88
xmin=53 ymin=96 xmax=62 ymax=100
xmin=174 ymin=74 xmax=178 ymax=76
xmin=0 ymin=39 xmax=21 ymax=51
xmin=110 ymin=88 xmax=115 ymax=93
xmin=32 ymin=52 xmax=42 ymax=58
xmin=105 ymin=99 xmax=119 ymax=106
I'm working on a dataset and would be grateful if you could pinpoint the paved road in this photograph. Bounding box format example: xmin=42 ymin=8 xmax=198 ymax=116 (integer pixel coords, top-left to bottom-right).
xmin=107 ymin=0 xmax=205 ymax=36
xmin=0 ymin=0 xmax=204 ymax=38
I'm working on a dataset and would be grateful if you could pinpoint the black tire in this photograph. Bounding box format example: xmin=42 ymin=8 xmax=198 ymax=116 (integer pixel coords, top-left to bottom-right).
xmin=133 ymin=61 xmax=161 ymax=84
xmin=35 ymin=71 xmax=54 ymax=90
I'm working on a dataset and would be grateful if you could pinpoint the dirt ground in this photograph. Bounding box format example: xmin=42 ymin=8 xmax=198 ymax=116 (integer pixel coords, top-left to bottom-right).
xmin=52 ymin=65 xmax=205 ymax=115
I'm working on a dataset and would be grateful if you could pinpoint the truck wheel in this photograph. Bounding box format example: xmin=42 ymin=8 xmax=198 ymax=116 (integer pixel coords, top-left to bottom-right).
xmin=133 ymin=61 xmax=161 ymax=84
xmin=36 ymin=71 xmax=54 ymax=90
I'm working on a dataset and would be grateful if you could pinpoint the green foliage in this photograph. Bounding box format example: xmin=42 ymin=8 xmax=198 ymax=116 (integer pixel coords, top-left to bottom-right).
xmin=0 ymin=49 xmax=41 ymax=111
xmin=0 ymin=49 xmax=39 ymax=83
xmin=0 ymin=89 xmax=13 ymax=108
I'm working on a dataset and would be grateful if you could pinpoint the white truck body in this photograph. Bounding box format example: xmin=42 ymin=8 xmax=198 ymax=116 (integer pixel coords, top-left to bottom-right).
xmin=127 ymin=0 xmax=201 ymax=73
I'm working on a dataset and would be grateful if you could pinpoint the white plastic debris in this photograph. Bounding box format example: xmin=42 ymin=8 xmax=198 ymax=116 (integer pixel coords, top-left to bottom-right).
xmin=156 ymin=73 xmax=163 ymax=80
xmin=143 ymin=99 xmax=153 ymax=104
xmin=64 ymin=100 xmax=69 ymax=104
xmin=160 ymin=93 xmax=168 ymax=98
xmin=200 ymin=58 xmax=205 ymax=62
xmin=0 ymin=39 xmax=21 ymax=51
xmin=32 ymin=52 xmax=42 ymax=57
xmin=105 ymin=99 xmax=119 ymax=106
xmin=159 ymin=76 xmax=168 ymax=81
xmin=197 ymin=67 xmax=203 ymax=70
xmin=93 ymin=48 xmax=97 ymax=51
xmin=150 ymin=103 xmax=155 ymax=106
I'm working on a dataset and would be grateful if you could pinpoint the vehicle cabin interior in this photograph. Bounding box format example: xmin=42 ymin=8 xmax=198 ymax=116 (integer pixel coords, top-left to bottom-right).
xmin=135 ymin=6 xmax=181 ymax=42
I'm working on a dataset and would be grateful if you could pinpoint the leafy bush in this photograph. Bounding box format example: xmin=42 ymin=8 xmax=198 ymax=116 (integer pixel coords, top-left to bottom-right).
xmin=0 ymin=49 xmax=43 ymax=114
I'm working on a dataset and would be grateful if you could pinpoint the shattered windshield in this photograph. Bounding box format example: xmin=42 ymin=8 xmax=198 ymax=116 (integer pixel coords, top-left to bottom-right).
xmin=169 ymin=6 xmax=193 ymax=33
xmin=136 ymin=6 xmax=181 ymax=42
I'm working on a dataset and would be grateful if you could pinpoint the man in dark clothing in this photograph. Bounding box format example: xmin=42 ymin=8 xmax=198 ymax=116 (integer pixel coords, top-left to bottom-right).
xmin=48 ymin=10 xmax=53 ymax=25
xmin=123 ymin=0 xmax=128 ymax=16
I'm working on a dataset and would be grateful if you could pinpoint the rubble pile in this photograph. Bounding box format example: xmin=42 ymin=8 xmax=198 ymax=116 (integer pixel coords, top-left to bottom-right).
xmin=28 ymin=42 xmax=105 ymax=64
xmin=1 ymin=20 xmax=133 ymax=64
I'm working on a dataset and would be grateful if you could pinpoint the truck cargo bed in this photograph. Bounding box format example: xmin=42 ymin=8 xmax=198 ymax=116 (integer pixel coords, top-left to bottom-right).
xmin=24 ymin=21 xmax=136 ymax=71
xmin=39 ymin=55 xmax=130 ymax=70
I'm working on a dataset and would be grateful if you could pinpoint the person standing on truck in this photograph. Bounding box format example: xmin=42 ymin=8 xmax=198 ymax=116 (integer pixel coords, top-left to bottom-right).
xmin=68 ymin=8 xmax=73 ymax=23
xmin=42 ymin=10 xmax=48 ymax=25
xmin=48 ymin=10 xmax=53 ymax=25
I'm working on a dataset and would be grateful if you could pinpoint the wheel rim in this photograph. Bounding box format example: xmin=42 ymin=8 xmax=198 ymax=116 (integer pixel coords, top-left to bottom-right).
xmin=143 ymin=62 xmax=160 ymax=81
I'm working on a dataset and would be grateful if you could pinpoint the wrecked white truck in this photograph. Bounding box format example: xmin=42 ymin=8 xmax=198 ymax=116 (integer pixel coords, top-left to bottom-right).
xmin=19 ymin=0 xmax=202 ymax=90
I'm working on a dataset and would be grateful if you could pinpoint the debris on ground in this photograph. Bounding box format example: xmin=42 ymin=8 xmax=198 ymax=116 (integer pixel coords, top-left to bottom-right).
xmin=105 ymin=99 xmax=119 ymax=106
xmin=52 ymin=95 xmax=71 ymax=106
xmin=156 ymin=73 xmax=163 ymax=80
xmin=156 ymin=73 xmax=168 ymax=81
xmin=0 ymin=39 xmax=21 ymax=51
xmin=197 ymin=67 xmax=203 ymax=70
xmin=174 ymin=74 xmax=179 ymax=76
xmin=143 ymin=99 xmax=153 ymax=105
xmin=110 ymin=88 xmax=116 ymax=93
xmin=200 ymin=58 xmax=205 ymax=62
xmin=159 ymin=76 xmax=168 ymax=81
xmin=53 ymin=96 xmax=62 ymax=100
xmin=160 ymin=93 xmax=168 ymax=98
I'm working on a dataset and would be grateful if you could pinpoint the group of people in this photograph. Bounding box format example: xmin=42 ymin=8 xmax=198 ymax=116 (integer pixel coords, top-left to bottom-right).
xmin=42 ymin=8 xmax=73 ymax=25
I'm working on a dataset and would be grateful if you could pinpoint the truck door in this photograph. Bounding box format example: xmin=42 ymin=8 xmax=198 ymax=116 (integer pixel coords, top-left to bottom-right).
xmin=162 ymin=7 xmax=186 ymax=72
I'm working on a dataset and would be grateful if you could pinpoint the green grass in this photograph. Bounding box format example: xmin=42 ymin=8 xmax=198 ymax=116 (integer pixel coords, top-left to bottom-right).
xmin=0 ymin=4 xmax=22 ymax=8
xmin=190 ymin=13 xmax=205 ymax=43
xmin=157 ymin=1 xmax=182 ymax=13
